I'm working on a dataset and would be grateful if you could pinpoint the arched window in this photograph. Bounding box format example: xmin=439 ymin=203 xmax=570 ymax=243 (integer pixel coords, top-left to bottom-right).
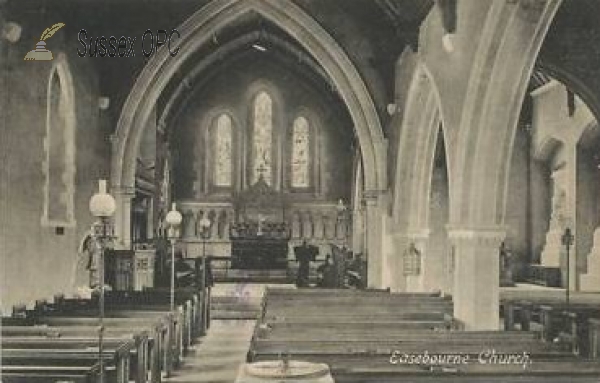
xmin=252 ymin=91 xmax=273 ymax=185
xmin=42 ymin=57 xmax=76 ymax=227
xmin=291 ymin=116 xmax=311 ymax=188
xmin=213 ymin=114 xmax=233 ymax=187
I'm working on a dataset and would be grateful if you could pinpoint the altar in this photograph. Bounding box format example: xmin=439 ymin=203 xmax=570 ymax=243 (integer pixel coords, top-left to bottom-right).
xmin=230 ymin=176 xmax=290 ymax=270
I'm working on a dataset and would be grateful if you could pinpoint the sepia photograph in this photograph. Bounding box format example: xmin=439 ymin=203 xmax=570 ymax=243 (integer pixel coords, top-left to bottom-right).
xmin=1 ymin=0 xmax=600 ymax=382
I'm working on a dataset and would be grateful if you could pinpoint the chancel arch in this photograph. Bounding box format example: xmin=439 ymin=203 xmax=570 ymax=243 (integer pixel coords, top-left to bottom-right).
xmin=111 ymin=0 xmax=387 ymax=252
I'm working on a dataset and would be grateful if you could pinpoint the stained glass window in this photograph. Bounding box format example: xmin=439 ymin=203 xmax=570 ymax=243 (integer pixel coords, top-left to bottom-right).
xmin=252 ymin=91 xmax=273 ymax=185
xmin=291 ymin=116 xmax=310 ymax=188
xmin=214 ymin=114 xmax=232 ymax=187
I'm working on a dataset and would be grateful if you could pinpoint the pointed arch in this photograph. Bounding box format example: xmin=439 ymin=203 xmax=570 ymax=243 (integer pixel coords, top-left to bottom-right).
xmin=111 ymin=0 xmax=385 ymax=191
xmin=451 ymin=0 xmax=562 ymax=227
xmin=111 ymin=0 xmax=386 ymax=245
xmin=392 ymin=52 xmax=448 ymax=233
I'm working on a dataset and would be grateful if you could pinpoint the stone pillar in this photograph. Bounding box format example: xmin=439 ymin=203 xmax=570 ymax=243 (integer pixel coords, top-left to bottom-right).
xmin=449 ymin=228 xmax=505 ymax=330
xmin=386 ymin=231 xmax=405 ymax=292
xmin=582 ymin=228 xmax=600 ymax=291
xmin=381 ymin=217 xmax=396 ymax=290
xmin=113 ymin=186 xmax=135 ymax=250
xmin=351 ymin=205 xmax=365 ymax=254
xmin=364 ymin=191 xmax=384 ymax=288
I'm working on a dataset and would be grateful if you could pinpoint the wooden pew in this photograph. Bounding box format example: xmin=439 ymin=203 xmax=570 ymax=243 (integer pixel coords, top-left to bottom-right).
xmin=139 ymin=287 xmax=210 ymax=337
xmin=250 ymin=289 xmax=600 ymax=382
xmin=2 ymin=344 xmax=132 ymax=383
xmin=54 ymin=290 xmax=200 ymax=347
xmin=589 ymin=318 xmax=600 ymax=359
xmin=36 ymin=315 xmax=177 ymax=377
xmin=38 ymin=303 xmax=188 ymax=360
xmin=6 ymin=316 xmax=170 ymax=382
xmin=502 ymin=300 xmax=534 ymax=331
xmin=536 ymin=305 xmax=600 ymax=357
xmin=2 ymin=285 xmax=206 ymax=383
xmin=34 ymin=288 xmax=207 ymax=378
xmin=329 ymin=358 xmax=600 ymax=383
xmin=2 ymin=334 xmax=149 ymax=383
xmin=1 ymin=364 xmax=102 ymax=383
xmin=257 ymin=328 xmax=541 ymax=342
xmin=2 ymin=323 xmax=159 ymax=382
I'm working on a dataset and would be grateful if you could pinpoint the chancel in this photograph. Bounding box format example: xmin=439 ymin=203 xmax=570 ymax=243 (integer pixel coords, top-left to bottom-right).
xmin=3 ymin=0 xmax=600 ymax=382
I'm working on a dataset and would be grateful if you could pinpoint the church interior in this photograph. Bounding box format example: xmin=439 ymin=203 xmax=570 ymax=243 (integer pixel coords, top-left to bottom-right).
xmin=2 ymin=0 xmax=600 ymax=381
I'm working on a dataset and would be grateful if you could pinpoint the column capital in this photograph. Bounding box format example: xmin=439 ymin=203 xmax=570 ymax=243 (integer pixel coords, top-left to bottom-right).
xmin=111 ymin=184 xmax=136 ymax=197
xmin=447 ymin=226 xmax=507 ymax=247
xmin=362 ymin=189 xmax=386 ymax=204
xmin=393 ymin=228 xmax=431 ymax=240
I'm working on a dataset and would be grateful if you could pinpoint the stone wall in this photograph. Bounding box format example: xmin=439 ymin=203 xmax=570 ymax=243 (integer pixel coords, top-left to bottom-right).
xmin=172 ymin=54 xmax=353 ymax=203
xmin=1 ymin=21 xmax=109 ymax=312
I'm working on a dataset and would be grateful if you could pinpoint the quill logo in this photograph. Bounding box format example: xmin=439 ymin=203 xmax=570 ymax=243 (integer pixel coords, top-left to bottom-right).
xmin=24 ymin=23 xmax=65 ymax=61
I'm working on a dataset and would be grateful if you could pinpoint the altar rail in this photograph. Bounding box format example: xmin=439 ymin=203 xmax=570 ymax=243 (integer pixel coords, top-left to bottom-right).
xmin=177 ymin=200 xmax=351 ymax=259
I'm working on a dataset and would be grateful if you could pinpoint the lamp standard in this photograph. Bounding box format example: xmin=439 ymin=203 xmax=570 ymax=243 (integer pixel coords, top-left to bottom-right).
xmin=165 ymin=203 xmax=183 ymax=314
xmin=164 ymin=202 xmax=182 ymax=378
xmin=198 ymin=217 xmax=211 ymax=335
xmin=89 ymin=180 xmax=116 ymax=383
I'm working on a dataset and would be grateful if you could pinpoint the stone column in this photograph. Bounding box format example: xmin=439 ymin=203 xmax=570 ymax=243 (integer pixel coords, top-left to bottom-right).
xmin=351 ymin=205 xmax=365 ymax=254
xmin=364 ymin=191 xmax=384 ymax=288
xmin=582 ymin=228 xmax=600 ymax=291
xmin=381 ymin=217 xmax=396 ymax=290
xmin=449 ymin=228 xmax=505 ymax=330
xmin=113 ymin=186 xmax=135 ymax=250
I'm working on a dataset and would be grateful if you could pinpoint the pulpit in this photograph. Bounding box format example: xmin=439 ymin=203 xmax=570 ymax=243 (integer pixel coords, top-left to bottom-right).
xmin=133 ymin=249 xmax=155 ymax=290
xmin=230 ymin=176 xmax=290 ymax=269
xmin=105 ymin=250 xmax=134 ymax=290
xmin=105 ymin=249 xmax=155 ymax=290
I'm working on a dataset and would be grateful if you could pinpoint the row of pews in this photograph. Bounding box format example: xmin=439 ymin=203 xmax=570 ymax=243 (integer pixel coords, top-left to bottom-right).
xmin=1 ymin=286 xmax=210 ymax=383
xmin=248 ymin=288 xmax=600 ymax=382
xmin=502 ymin=290 xmax=600 ymax=359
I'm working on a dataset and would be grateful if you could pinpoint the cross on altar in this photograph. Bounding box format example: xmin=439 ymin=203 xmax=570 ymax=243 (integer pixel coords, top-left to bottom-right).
xmin=257 ymin=213 xmax=265 ymax=236
xmin=257 ymin=163 xmax=269 ymax=179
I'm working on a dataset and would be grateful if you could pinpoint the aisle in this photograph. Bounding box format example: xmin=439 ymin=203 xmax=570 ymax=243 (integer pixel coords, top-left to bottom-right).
xmin=164 ymin=320 xmax=256 ymax=383
xmin=165 ymin=283 xmax=294 ymax=383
